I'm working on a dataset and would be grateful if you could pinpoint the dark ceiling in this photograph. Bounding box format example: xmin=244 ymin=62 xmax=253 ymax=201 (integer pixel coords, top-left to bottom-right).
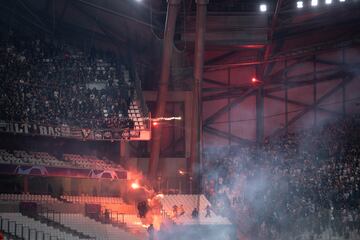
xmin=0 ymin=0 xmax=359 ymax=85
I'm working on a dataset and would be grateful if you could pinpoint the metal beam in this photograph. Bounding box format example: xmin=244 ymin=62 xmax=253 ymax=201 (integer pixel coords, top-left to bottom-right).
xmin=267 ymin=56 xmax=312 ymax=81
xmin=202 ymin=89 xmax=251 ymax=101
xmin=270 ymin=78 xmax=352 ymax=137
xmin=17 ymin=0 xmax=50 ymax=31
xmin=204 ymin=65 xmax=353 ymax=102
xmin=204 ymin=126 xmax=253 ymax=145
xmin=260 ymin=0 xmax=285 ymax=78
xmin=203 ymin=88 xmax=256 ymax=126
xmin=149 ymin=0 xmax=181 ymax=179
xmin=203 ymin=78 xmax=228 ymax=86
xmin=70 ymin=2 xmax=125 ymax=45
xmin=0 ymin=3 xmax=52 ymax=34
xmin=265 ymin=94 xmax=343 ymax=116
xmin=203 ymin=33 xmax=360 ymax=71
xmin=204 ymin=50 xmax=238 ymax=65
xmin=256 ymin=86 xmax=264 ymax=143
xmin=203 ymin=66 xmax=354 ymax=102
xmin=190 ymin=0 xmax=208 ymax=183
xmin=74 ymin=0 xmax=158 ymax=29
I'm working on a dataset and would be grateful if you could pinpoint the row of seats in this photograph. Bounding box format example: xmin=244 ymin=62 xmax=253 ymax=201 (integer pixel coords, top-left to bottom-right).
xmin=0 ymin=149 xmax=125 ymax=171
xmin=63 ymin=154 xmax=124 ymax=171
xmin=128 ymin=102 xmax=145 ymax=130
xmin=62 ymin=195 xmax=137 ymax=215
xmin=160 ymin=194 xmax=231 ymax=225
xmin=57 ymin=213 xmax=141 ymax=240
xmin=62 ymin=195 xmax=123 ymax=204
xmin=111 ymin=214 xmax=146 ymax=235
xmin=0 ymin=194 xmax=58 ymax=203
xmin=0 ymin=150 xmax=73 ymax=168
xmin=0 ymin=212 xmax=82 ymax=240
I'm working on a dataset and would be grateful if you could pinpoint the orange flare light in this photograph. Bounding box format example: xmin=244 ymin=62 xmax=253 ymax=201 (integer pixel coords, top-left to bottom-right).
xmin=131 ymin=182 xmax=140 ymax=189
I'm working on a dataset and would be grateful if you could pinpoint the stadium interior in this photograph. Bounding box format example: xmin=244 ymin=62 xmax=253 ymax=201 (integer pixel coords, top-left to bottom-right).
xmin=0 ymin=0 xmax=360 ymax=240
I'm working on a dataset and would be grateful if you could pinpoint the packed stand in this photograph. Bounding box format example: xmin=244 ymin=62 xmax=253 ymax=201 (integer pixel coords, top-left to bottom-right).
xmin=0 ymin=32 xmax=135 ymax=129
xmin=203 ymin=115 xmax=360 ymax=239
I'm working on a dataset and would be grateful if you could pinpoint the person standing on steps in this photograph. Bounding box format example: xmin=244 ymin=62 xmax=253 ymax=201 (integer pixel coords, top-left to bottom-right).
xmin=147 ymin=224 xmax=155 ymax=240
xmin=205 ymin=205 xmax=211 ymax=218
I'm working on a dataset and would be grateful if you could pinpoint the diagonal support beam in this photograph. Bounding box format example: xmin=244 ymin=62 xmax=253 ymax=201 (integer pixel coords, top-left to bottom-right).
xmin=205 ymin=51 xmax=239 ymax=65
xmin=204 ymin=126 xmax=253 ymax=145
xmin=267 ymin=56 xmax=312 ymax=81
xmin=203 ymin=88 xmax=256 ymax=126
xmin=202 ymin=87 xmax=248 ymax=101
xmin=265 ymin=70 xmax=352 ymax=94
xmin=203 ymin=78 xmax=228 ymax=86
xmin=271 ymin=78 xmax=352 ymax=137
xmin=265 ymin=94 xmax=343 ymax=116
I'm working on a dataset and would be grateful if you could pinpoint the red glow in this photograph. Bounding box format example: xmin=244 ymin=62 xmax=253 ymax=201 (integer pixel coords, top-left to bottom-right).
xmin=252 ymin=77 xmax=257 ymax=83
xmin=153 ymin=122 xmax=158 ymax=127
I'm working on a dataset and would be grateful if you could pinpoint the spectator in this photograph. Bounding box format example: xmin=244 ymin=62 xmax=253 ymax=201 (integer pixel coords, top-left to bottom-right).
xmin=172 ymin=205 xmax=178 ymax=218
xmin=104 ymin=209 xmax=110 ymax=224
xmin=179 ymin=204 xmax=185 ymax=216
xmin=147 ymin=224 xmax=155 ymax=240
xmin=0 ymin=34 xmax=137 ymax=130
xmin=205 ymin=205 xmax=211 ymax=218
xmin=192 ymin=208 xmax=199 ymax=219
xmin=202 ymin=115 xmax=360 ymax=239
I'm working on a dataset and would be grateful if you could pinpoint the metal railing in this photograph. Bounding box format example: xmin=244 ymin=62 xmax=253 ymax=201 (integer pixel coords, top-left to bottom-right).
xmin=99 ymin=207 xmax=126 ymax=226
xmin=38 ymin=205 xmax=61 ymax=224
xmin=0 ymin=216 xmax=62 ymax=240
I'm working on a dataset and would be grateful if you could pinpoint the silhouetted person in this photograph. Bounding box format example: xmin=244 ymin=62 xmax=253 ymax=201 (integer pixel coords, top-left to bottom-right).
xmin=137 ymin=201 xmax=148 ymax=218
xmin=147 ymin=224 xmax=155 ymax=240
xmin=172 ymin=205 xmax=178 ymax=218
xmin=205 ymin=205 xmax=211 ymax=218
xmin=191 ymin=208 xmax=199 ymax=219
xmin=104 ymin=209 xmax=110 ymax=223
xmin=179 ymin=204 xmax=185 ymax=216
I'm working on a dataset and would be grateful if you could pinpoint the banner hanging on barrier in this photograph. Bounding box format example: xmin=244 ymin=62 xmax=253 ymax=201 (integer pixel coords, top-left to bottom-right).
xmin=0 ymin=163 xmax=127 ymax=180
xmin=0 ymin=121 xmax=146 ymax=141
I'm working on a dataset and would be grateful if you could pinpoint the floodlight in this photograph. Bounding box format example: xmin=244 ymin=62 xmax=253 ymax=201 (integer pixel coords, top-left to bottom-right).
xmin=339 ymin=0 xmax=345 ymax=2
xmin=297 ymin=1 xmax=304 ymax=8
xmin=325 ymin=0 xmax=332 ymax=4
xmin=259 ymin=4 xmax=267 ymax=12
xmin=311 ymin=0 xmax=319 ymax=6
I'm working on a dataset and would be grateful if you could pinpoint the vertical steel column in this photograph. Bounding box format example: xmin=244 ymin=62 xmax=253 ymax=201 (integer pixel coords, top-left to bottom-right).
xmin=342 ymin=48 xmax=346 ymax=117
xmin=190 ymin=0 xmax=208 ymax=189
xmin=313 ymin=55 xmax=317 ymax=126
xmin=227 ymin=68 xmax=231 ymax=146
xmin=149 ymin=0 xmax=181 ymax=179
xmin=256 ymin=86 xmax=264 ymax=144
xmin=284 ymin=60 xmax=288 ymax=132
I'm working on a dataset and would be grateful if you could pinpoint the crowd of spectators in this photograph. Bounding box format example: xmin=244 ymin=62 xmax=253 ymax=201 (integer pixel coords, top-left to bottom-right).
xmin=203 ymin=115 xmax=360 ymax=239
xmin=0 ymin=31 xmax=134 ymax=129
